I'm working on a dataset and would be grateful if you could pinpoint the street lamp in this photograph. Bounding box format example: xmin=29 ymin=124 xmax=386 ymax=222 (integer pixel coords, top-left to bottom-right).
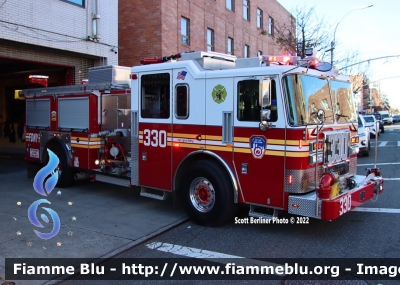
xmin=369 ymin=84 xmax=373 ymax=114
xmin=330 ymin=5 xmax=373 ymax=65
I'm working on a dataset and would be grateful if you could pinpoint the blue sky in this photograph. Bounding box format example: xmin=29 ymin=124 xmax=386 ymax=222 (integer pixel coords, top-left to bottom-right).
xmin=277 ymin=0 xmax=400 ymax=110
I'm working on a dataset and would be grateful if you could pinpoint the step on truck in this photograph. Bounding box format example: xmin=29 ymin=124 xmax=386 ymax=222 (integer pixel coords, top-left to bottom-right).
xmin=21 ymin=51 xmax=384 ymax=226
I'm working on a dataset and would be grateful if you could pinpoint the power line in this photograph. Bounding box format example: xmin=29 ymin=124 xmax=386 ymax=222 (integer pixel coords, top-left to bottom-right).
xmin=338 ymin=55 xmax=400 ymax=70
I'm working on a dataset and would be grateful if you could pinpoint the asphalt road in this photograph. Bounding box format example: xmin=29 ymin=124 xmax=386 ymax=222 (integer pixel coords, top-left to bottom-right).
xmin=2 ymin=125 xmax=400 ymax=285
xmin=58 ymin=125 xmax=400 ymax=285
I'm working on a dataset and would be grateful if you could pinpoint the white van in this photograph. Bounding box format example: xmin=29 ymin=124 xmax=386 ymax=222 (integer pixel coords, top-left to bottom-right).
xmin=363 ymin=115 xmax=379 ymax=138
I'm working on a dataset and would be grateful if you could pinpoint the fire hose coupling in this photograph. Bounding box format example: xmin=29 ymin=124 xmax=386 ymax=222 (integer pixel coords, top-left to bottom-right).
xmin=317 ymin=172 xmax=347 ymax=199
xmin=346 ymin=177 xmax=357 ymax=190
xmin=317 ymin=172 xmax=335 ymax=199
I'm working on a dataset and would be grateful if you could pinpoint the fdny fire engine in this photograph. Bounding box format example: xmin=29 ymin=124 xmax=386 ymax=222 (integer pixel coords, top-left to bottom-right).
xmin=21 ymin=51 xmax=384 ymax=226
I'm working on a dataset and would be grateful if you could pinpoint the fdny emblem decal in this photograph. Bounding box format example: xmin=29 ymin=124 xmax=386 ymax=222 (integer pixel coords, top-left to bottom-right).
xmin=250 ymin=135 xmax=267 ymax=159
xmin=212 ymin=84 xmax=227 ymax=104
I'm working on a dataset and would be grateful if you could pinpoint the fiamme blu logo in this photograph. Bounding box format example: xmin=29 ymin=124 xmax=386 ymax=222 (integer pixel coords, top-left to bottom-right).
xmin=28 ymin=149 xmax=61 ymax=240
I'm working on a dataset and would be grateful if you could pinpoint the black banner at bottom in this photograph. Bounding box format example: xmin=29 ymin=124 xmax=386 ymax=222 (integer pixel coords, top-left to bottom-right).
xmin=5 ymin=258 xmax=400 ymax=281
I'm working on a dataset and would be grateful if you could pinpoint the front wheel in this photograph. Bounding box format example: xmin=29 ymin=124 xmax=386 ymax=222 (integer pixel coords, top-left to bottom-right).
xmin=181 ymin=160 xmax=238 ymax=226
xmin=45 ymin=144 xmax=74 ymax=188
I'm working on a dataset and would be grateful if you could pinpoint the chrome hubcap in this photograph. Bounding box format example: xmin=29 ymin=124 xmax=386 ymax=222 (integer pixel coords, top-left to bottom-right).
xmin=189 ymin=177 xmax=215 ymax=213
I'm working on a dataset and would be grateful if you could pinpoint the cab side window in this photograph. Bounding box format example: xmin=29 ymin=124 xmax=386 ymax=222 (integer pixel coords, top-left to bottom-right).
xmin=175 ymin=84 xmax=189 ymax=119
xmin=141 ymin=73 xmax=170 ymax=119
xmin=237 ymin=79 xmax=277 ymax=122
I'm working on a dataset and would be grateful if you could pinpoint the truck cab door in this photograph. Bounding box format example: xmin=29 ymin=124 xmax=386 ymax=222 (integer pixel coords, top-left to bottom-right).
xmin=137 ymin=71 xmax=172 ymax=191
xmin=171 ymin=68 xmax=206 ymax=178
xmin=232 ymin=76 xmax=285 ymax=209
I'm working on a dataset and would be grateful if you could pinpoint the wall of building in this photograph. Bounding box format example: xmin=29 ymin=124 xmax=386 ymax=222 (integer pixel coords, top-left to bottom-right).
xmin=0 ymin=0 xmax=118 ymax=64
xmin=119 ymin=0 xmax=293 ymax=67
xmin=0 ymin=0 xmax=119 ymax=122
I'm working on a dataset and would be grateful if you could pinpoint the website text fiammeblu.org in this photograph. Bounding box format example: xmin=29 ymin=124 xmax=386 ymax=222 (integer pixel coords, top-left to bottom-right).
xmin=9 ymin=260 xmax=400 ymax=280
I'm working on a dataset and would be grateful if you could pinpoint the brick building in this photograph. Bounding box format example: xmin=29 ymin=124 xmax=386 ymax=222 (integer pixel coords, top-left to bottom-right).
xmin=0 ymin=0 xmax=118 ymax=122
xmin=118 ymin=0 xmax=293 ymax=67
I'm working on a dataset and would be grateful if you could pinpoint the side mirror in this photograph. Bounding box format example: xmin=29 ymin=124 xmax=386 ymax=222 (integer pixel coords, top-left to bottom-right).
xmin=259 ymin=78 xmax=271 ymax=132
xmin=259 ymin=110 xmax=271 ymax=131
xmin=316 ymin=109 xmax=325 ymax=122
xmin=315 ymin=62 xmax=332 ymax=72
xmin=259 ymin=79 xmax=271 ymax=108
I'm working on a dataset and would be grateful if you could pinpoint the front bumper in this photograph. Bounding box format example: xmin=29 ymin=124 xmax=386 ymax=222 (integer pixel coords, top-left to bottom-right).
xmin=288 ymin=175 xmax=384 ymax=220
xmin=358 ymin=137 xmax=368 ymax=153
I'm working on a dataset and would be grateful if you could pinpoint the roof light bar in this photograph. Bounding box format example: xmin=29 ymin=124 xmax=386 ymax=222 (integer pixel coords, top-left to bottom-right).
xmin=262 ymin=55 xmax=300 ymax=66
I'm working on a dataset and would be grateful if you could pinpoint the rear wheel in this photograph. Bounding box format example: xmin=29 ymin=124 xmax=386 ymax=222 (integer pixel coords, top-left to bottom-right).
xmin=181 ymin=160 xmax=238 ymax=226
xmin=45 ymin=144 xmax=74 ymax=188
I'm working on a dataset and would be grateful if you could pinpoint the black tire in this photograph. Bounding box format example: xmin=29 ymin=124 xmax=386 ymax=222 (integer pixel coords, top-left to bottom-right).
xmin=364 ymin=141 xmax=370 ymax=157
xmin=381 ymin=127 xmax=385 ymax=133
xmin=181 ymin=160 xmax=238 ymax=226
xmin=45 ymin=144 xmax=74 ymax=188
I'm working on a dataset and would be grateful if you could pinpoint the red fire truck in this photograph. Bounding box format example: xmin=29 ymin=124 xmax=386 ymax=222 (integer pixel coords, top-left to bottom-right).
xmin=21 ymin=51 xmax=384 ymax=226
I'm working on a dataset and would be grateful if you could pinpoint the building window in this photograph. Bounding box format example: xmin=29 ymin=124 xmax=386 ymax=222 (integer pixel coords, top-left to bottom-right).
xmin=243 ymin=0 xmax=249 ymax=21
xmin=181 ymin=17 xmax=190 ymax=45
xmin=244 ymin=45 xmax=249 ymax=58
xmin=207 ymin=28 xmax=214 ymax=51
xmin=257 ymin=8 xmax=263 ymax=29
xmin=62 ymin=0 xmax=84 ymax=6
xmin=268 ymin=17 xmax=274 ymax=36
xmin=228 ymin=37 xmax=234 ymax=55
xmin=226 ymin=0 xmax=234 ymax=11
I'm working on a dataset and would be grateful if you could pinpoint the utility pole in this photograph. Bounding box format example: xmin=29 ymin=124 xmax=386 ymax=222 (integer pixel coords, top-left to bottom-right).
xmin=369 ymin=84 xmax=373 ymax=114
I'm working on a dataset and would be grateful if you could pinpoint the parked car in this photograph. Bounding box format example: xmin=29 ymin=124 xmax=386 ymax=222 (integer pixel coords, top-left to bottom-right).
xmin=363 ymin=115 xmax=379 ymax=137
xmin=381 ymin=113 xmax=393 ymax=125
xmin=358 ymin=114 xmax=370 ymax=156
xmin=392 ymin=114 xmax=400 ymax=124
xmin=372 ymin=113 xmax=385 ymax=133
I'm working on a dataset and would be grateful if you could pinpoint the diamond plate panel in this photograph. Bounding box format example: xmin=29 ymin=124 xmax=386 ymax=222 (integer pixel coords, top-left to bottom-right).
xmin=349 ymin=157 xmax=357 ymax=176
xmin=95 ymin=174 xmax=130 ymax=187
xmin=288 ymin=192 xmax=321 ymax=219
xmin=285 ymin=167 xmax=323 ymax=193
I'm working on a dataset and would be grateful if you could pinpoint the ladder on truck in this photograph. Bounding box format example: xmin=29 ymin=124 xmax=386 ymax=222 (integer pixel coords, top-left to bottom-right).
xmin=20 ymin=82 xmax=130 ymax=98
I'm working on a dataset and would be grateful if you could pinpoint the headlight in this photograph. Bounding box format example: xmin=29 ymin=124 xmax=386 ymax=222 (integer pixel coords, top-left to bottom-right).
xmin=309 ymin=153 xmax=323 ymax=165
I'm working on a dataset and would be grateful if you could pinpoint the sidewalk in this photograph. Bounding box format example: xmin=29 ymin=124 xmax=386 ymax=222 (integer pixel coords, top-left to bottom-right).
xmin=0 ymin=138 xmax=188 ymax=285
xmin=0 ymin=136 xmax=26 ymax=158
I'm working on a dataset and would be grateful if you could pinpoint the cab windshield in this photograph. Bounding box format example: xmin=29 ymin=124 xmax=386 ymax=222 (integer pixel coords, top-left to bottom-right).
xmin=283 ymin=74 xmax=357 ymax=126
xmin=283 ymin=74 xmax=334 ymax=125
xmin=364 ymin=116 xmax=375 ymax=123
xmin=330 ymin=80 xmax=357 ymax=123
xmin=358 ymin=116 xmax=364 ymax=127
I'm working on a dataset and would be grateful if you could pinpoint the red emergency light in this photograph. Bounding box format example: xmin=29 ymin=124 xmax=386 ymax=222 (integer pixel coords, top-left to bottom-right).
xmin=140 ymin=53 xmax=182 ymax=65
xmin=29 ymin=75 xmax=49 ymax=87
xmin=262 ymin=55 xmax=300 ymax=66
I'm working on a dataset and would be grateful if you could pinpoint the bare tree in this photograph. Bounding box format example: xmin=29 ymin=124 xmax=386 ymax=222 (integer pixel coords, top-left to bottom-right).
xmin=273 ymin=6 xmax=331 ymax=59
xmin=274 ymin=4 xmax=371 ymax=96
xmin=380 ymin=93 xmax=390 ymax=108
